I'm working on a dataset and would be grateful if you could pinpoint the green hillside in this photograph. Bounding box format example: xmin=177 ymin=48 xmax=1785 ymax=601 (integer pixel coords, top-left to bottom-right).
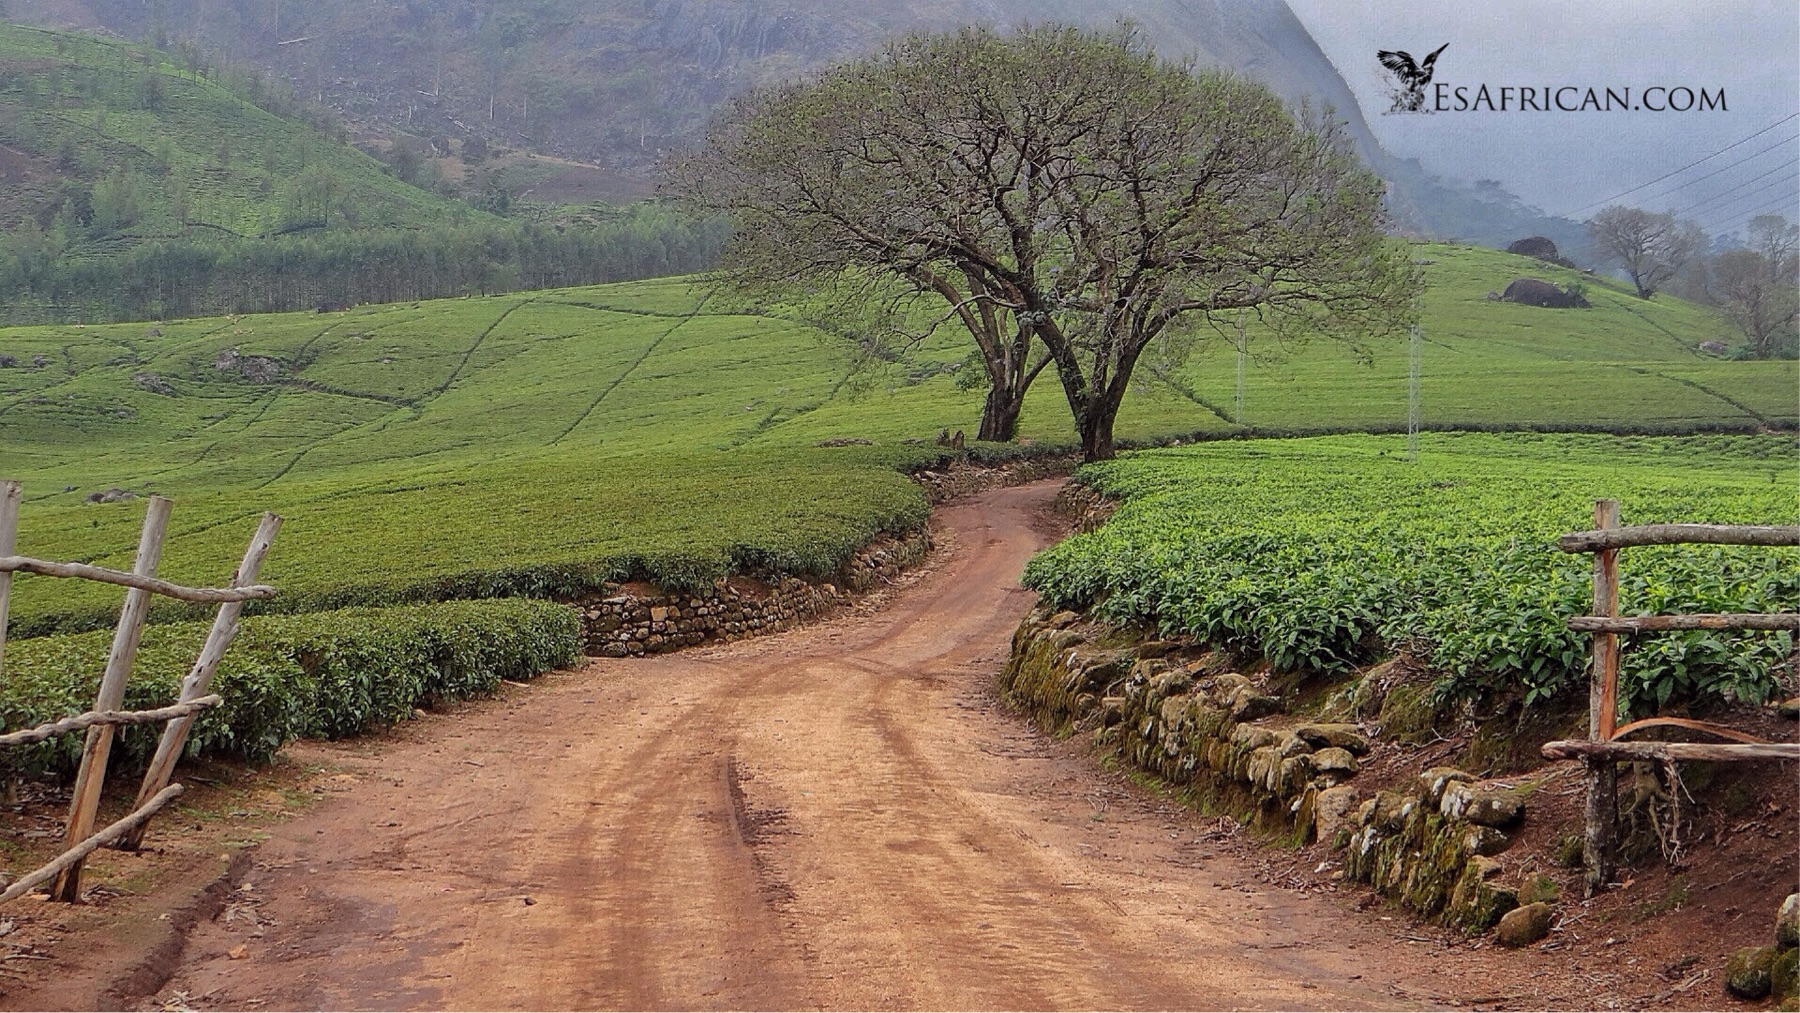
xmin=0 ymin=22 xmax=728 ymax=325
xmin=0 ymin=243 xmax=1791 ymax=636
xmin=0 ymin=22 xmax=484 ymax=248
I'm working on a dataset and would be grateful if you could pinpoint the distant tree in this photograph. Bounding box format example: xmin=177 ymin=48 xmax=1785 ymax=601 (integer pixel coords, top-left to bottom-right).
xmin=135 ymin=67 xmax=166 ymax=110
xmin=289 ymin=165 xmax=339 ymax=228
xmin=168 ymin=175 xmax=191 ymax=227
xmin=1709 ymin=214 xmax=1799 ymax=359
xmin=91 ymin=168 xmax=143 ymax=233
xmin=462 ymin=135 xmax=488 ymax=164
xmin=1588 ymin=206 xmax=1705 ymax=299
xmin=477 ymin=13 xmax=530 ymax=122
xmin=669 ymin=24 xmax=1417 ymax=457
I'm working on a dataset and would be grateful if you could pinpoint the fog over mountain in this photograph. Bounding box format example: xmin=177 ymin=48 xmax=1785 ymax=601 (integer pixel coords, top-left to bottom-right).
xmin=9 ymin=0 xmax=1747 ymax=254
xmin=1289 ymin=0 xmax=1799 ymax=243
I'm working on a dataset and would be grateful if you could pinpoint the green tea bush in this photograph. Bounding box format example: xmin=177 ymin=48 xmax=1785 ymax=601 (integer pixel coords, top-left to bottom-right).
xmin=0 ymin=599 xmax=580 ymax=778
xmin=1024 ymin=433 xmax=1798 ymax=717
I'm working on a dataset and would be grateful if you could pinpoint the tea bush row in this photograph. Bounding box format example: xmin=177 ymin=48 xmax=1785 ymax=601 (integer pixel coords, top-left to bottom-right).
xmin=1023 ymin=433 xmax=1798 ymax=717
xmin=0 ymin=598 xmax=581 ymax=778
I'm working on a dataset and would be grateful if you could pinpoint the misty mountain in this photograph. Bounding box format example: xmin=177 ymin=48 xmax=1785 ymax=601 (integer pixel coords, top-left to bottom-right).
xmin=3 ymin=0 xmax=1588 ymax=255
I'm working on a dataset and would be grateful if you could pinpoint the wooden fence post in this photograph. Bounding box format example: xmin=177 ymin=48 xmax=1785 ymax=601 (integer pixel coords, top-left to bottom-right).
xmin=52 ymin=496 xmax=172 ymax=902
xmin=1583 ymin=498 xmax=1621 ymax=895
xmin=120 ymin=512 xmax=281 ymax=850
xmin=0 ymin=480 xmax=20 ymax=679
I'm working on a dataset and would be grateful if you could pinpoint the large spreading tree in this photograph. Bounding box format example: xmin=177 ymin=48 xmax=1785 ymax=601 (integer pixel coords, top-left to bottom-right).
xmin=1588 ymin=206 xmax=1706 ymax=300
xmin=668 ymin=24 xmax=1419 ymax=458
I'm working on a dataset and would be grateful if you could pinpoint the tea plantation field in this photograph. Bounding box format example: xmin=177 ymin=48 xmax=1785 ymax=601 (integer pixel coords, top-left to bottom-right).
xmin=0 ymin=243 xmax=1793 ymax=642
xmin=1025 ymin=432 xmax=1798 ymax=716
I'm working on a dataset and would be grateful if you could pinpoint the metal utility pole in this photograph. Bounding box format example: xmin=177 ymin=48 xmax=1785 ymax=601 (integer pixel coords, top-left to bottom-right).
xmin=1407 ymin=324 xmax=1422 ymax=460
xmin=1235 ymin=313 xmax=1247 ymax=427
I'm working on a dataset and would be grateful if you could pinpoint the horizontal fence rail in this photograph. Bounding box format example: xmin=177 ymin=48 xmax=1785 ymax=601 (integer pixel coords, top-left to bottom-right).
xmin=0 ymin=696 xmax=222 ymax=749
xmin=1568 ymin=613 xmax=1800 ymax=633
xmin=1543 ymin=740 xmax=1800 ymax=763
xmin=1558 ymin=523 xmax=1800 ymax=553
xmin=0 ymin=555 xmax=275 ymax=603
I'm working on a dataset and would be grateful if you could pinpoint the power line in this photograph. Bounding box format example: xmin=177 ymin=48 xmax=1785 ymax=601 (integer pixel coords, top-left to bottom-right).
xmin=1716 ymin=192 xmax=1800 ymax=236
xmin=1675 ymin=162 xmax=1800 ymax=219
xmin=1644 ymin=138 xmax=1798 ymax=207
xmin=1557 ymin=113 xmax=1799 ymax=218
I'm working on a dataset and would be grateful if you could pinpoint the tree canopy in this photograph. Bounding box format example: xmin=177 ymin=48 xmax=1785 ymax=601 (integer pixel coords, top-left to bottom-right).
xmin=669 ymin=24 xmax=1420 ymax=459
xmin=1587 ymin=206 xmax=1705 ymax=300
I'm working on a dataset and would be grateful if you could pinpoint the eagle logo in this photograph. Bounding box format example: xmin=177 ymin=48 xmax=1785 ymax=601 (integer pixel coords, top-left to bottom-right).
xmin=1377 ymin=44 xmax=1449 ymax=114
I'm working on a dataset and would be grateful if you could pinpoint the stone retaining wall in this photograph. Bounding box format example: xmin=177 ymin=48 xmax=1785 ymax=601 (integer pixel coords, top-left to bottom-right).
xmin=911 ymin=454 xmax=1077 ymax=503
xmin=571 ymin=453 xmax=1066 ymax=660
xmin=1003 ymin=607 xmax=1541 ymax=936
xmin=576 ymin=528 xmax=933 ymax=656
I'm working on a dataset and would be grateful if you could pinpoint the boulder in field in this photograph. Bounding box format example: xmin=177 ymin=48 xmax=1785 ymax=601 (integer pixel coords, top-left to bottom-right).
xmin=1502 ymin=277 xmax=1589 ymax=308
xmin=1506 ymin=236 xmax=1562 ymax=261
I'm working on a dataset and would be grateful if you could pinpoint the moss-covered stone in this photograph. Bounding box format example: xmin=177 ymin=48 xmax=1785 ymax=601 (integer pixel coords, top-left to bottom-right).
xmin=1728 ymin=946 xmax=1777 ymax=1000
xmin=1517 ymin=872 xmax=1561 ymax=906
xmin=1464 ymin=825 xmax=1509 ymax=857
xmin=1448 ymin=856 xmax=1518 ymax=933
xmin=1779 ymin=893 xmax=1799 ymax=949
xmin=1773 ymin=947 xmax=1798 ymax=1004
xmin=1552 ymin=832 xmax=1585 ymax=869
xmin=1378 ymin=683 xmax=1442 ymax=745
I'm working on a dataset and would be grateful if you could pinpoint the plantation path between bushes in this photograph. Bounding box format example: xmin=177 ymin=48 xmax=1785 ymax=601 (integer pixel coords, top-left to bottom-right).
xmin=74 ymin=482 xmax=1447 ymax=1010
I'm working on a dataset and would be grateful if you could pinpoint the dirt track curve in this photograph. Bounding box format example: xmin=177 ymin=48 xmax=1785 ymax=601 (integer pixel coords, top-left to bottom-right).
xmin=139 ymin=481 xmax=1417 ymax=1011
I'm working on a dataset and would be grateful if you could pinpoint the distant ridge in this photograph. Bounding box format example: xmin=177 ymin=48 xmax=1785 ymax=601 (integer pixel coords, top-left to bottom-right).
xmin=2 ymin=0 xmax=1586 ymax=251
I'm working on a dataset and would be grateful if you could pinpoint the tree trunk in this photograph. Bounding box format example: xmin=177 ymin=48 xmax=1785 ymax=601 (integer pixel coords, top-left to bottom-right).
xmin=977 ymin=383 xmax=1023 ymax=442
xmin=1078 ymin=401 xmax=1117 ymax=461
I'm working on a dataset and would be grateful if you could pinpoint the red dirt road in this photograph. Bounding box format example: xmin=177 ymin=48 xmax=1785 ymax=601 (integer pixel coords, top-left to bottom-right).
xmin=135 ymin=482 xmax=1419 ymax=1011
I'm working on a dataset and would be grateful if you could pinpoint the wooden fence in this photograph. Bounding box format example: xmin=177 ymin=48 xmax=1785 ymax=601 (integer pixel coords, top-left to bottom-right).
xmin=0 ymin=481 xmax=280 ymax=903
xmin=1542 ymin=499 xmax=1799 ymax=893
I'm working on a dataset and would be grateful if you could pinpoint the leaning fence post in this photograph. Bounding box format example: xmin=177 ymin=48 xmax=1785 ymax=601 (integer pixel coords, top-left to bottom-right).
xmin=1583 ymin=498 xmax=1621 ymax=895
xmin=52 ymin=495 xmax=172 ymax=902
xmin=0 ymin=480 xmax=20 ymax=680
xmin=120 ymin=512 xmax=281 ymax=850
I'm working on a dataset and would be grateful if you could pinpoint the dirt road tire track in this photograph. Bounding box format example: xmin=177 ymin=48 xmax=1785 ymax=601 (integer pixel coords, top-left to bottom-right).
xmin=128 ymin=482 xmax=1414 ymax=1011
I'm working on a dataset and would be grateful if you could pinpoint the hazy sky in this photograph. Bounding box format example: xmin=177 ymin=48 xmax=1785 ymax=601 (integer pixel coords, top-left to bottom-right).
xmin=1285 ymin=0 xmax=1798 ymax=234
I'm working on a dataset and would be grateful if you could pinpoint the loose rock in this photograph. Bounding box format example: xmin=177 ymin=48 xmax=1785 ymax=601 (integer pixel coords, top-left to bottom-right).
xmin=1495 ymin=902 xmax=1554 ymax=948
